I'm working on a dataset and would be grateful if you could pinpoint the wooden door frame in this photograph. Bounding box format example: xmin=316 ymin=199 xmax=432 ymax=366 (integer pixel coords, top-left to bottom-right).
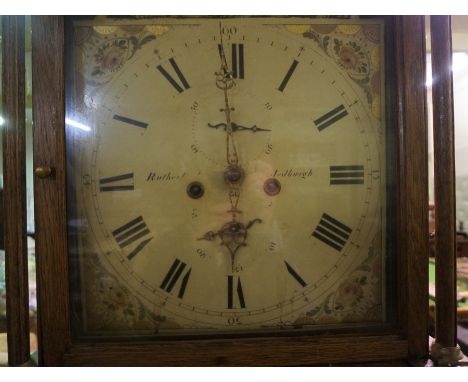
xmin=31 ymin=16 xmax=70 ymax=366
xmin=2 ymin=15 xmax=30 ymax=366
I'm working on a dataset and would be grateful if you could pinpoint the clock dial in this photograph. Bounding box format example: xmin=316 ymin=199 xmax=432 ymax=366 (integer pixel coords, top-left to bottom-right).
xmin=67 ymin=17 xmax=386 ymax=336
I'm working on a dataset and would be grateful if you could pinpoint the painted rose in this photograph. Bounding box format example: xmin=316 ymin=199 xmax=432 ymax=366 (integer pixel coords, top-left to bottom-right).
xmin=99 ymin=45 xmax=126 ymax=72
xmin=106 ymin=285 xmax=128 ymax=307
xmin=338 ymin=45 xmax=360 ymax=70
xmin=335 ymin=280 xmax=364 ymax=308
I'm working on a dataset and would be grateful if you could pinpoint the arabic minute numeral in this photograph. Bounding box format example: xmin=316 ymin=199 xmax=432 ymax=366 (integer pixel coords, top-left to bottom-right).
xmin=221 ymin=26 xmax=237 ymax=36
xmin=190 ymin=101 xmax=199 ymax=112
xmin=234 ymin=264 xmax=243 ymax=273
xmin=196 ymin=248 xmax=206 ymax=258
xmin=227 ymin=316 xmax=241 ymax=325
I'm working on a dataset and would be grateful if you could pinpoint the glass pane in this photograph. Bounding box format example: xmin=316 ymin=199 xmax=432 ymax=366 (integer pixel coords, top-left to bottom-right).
xmin=425 ymin=18 xmax=435 ymax=342
xmin=25 ymin=15 xmax=38 ymax=360
xmin=66 ymin=16 xmax=392 ymax=339
xmin=0 ymin=15 xmax=7 ymax=365
xmin=451 ymin=16 xmax=468 ymax=354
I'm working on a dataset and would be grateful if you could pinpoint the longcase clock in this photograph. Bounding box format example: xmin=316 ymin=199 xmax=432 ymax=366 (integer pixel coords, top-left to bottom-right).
xmin=31 ymin=15 xmax=428 ymax=366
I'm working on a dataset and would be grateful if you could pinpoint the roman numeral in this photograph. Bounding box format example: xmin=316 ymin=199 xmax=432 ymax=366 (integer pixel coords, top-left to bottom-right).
xmin=99 ymin=173 xmax=134 ymax=192
xmin=160 ymin=258 xmax=191 ymax=299
xmin=227 ymin=275 xmax=246 ymax=309
xmin=284 ymin=261 xmax=307 ymax=287
xmin=218 ymin=43 xmax=244 ymax=79
xmin=278 ymin=59 xmax=299 ymax=92
xmin=314 ymin=104 xmax=348 ymax=131
xmin=157 ymin=57 xmax=190 ymax=93
xmin=112 ymin=216 xmax=153 ymax=260
xmin=113 ymin=115 xmax=148 ymax=129
xmin=312 ymin=213 xmax=352 ymax=251
xmin=330 ymin=165 xmax=364 ymax=185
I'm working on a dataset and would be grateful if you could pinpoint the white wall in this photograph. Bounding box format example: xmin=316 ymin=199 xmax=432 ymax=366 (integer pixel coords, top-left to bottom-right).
xmin=25 ymin=108 xmax=34 ymax=233
xmin=453 ymin=53 xmax=468 ymax=228
xmin=427 ymin=50 xmax=468 ymax=230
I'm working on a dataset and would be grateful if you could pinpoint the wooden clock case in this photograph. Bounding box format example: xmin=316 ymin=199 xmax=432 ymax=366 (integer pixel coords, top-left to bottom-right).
xmin=30 ymin=15 xmax=428 ymax=366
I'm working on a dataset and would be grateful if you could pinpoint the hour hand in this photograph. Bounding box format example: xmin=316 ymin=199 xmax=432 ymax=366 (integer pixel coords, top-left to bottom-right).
xmin=207 ymin=122 xmax=271 ymax=133
xmin=197 ymin=230 xmax=219 ymax=241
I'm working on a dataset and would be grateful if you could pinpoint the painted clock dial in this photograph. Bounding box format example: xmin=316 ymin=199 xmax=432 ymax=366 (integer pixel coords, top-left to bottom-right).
xmin=67 ymin=17 xmax=387 ymax=337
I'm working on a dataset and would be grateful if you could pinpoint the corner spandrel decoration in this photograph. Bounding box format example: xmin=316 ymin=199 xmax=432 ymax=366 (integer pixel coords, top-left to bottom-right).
xmin=286 ymin=23 xmax=382 ymax=119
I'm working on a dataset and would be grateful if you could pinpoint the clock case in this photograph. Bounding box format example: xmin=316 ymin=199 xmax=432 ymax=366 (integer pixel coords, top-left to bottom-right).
xmin=31 ymin=16 xmax=428 ymax=366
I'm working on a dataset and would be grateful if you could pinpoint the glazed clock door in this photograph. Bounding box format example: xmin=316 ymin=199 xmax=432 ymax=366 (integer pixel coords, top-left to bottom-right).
xmin=32 ymin=16 xmax=429 ymax=366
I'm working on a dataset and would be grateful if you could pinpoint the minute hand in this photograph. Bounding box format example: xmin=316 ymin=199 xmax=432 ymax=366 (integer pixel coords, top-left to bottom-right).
xmin=232 ymin=123 xmax=271 ymax=132
xmin=207 ymin=122 xmax=271 ymax=133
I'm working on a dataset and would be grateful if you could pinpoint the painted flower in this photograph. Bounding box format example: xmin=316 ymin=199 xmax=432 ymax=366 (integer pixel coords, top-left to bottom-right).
xmin=97 ymin=274 xmax=128 ymax=308
xmin=338 ymin=45 xmax=360 ymax=70
xmin=99 ymin=45 xmax=126 ymax=72
xmin=334 ymin=40 xmax=369 ymax=76
xmin=335 ymin=280 xmax=364 ymax=308
xmin=106 ymin=285 xmax=128 ymax=307
xmin=91 ymin=40 xmax=129 ymax=77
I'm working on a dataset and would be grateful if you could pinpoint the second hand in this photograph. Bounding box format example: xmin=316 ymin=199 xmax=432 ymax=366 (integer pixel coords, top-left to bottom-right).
xmin=198 ymin=25 xmax=262 ymax=273
xmin=217 ymin=31 xmax=239 ymax=166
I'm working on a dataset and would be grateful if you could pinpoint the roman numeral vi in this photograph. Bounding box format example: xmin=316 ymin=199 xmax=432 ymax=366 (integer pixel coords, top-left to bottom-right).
xmin=227 ymin=275 xmax=246 ymax=309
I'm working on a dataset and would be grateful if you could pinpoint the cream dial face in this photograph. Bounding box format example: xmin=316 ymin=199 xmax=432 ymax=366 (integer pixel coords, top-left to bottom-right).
xmin=68 ymin=17 xmax=386 ymax=336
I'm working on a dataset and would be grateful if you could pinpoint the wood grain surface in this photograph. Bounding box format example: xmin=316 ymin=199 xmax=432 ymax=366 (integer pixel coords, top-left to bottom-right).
xmin=394 ymin=15 xmax=429 ymax=360
xmin=430 ymin=15 xmax=458 ymax=348
xmin=1 ymin=15 xmax=30 ymax=366
xmin=31 ymin=16 xmax=71 ymax=366
xmin=63 ymin=333 xmax=408 ymax=366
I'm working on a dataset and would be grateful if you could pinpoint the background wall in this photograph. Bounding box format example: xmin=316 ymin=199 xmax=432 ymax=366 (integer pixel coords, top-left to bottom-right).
xmin=427 ymin=16 xmax=468 ymax=232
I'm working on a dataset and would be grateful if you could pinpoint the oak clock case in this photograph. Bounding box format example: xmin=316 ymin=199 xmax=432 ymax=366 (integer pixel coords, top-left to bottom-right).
xmin=66 ymin=17 xmax=389 ymax=339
